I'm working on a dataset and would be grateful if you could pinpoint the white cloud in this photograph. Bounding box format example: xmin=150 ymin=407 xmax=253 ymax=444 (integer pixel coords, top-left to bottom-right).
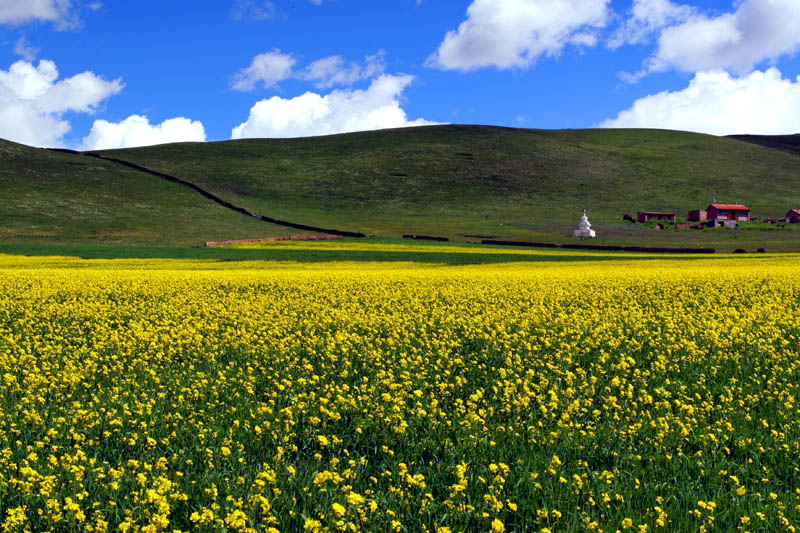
xmin=0 ymin=94 xmax=70 ymax=148
xmin=645 ymin=0 xmax=800 ymax=74
xmin=427 ymin=0 xmax=610 ymax=71
xmin=231 ymin=0 xmax=283 ymax=21
xmin=81 ymin=115 xmax=206 ymax=150
xmin=570 ymin=33 xmax=598 ymax=47
xmin=0 ymin=0 xmax=68 ymax=24
xmin=0 ymin=0 xmax=84 ymax=29
xmin=232 ymin=0 xmax=319 ymax=18
xmin=0 ymin=59 xmax=122 ymax=147
xmin=233 ymin=50 xmax=386 ymax=91
xmin=600 ymin=68 xmax=800 ymax=136
xmin=231 ymin=74 xmax=437 ymax=139
xmin=14 ymin=36 xmax=39 ymax=61
xmin=231 ymin=49 xmax=296 ymax=92
xmin=608 ymin=0 xmax=695 ymax=49
xmin=298 ymin=51 xmax=385 ymax=88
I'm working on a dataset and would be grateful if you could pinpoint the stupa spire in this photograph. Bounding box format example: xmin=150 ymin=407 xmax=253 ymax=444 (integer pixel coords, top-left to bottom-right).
xmin=573 ymin=209 xmax=596 ymax=238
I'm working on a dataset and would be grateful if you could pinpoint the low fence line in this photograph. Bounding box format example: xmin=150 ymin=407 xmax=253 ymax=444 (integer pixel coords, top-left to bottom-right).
xmin=402 ymin=234 xmax=449 ymax=242
xmin=205 ymin=235 xmax=343 ymax=247
xmin=481 ymin=240 xmax=715 ymax=254
xmin=44 ymin=148 xmax=366 ymax=239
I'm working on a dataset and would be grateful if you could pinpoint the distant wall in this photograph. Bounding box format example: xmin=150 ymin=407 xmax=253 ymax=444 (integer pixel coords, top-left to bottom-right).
xmin=481 ymin=240 xmax=715 ymax=254
xmin=403 ymin=234 xmax=449 ymax=242
xmin=205 ymin=235 xmax=343 ymax=247
xmin=46 ymin=148 xmax=366 ymax=238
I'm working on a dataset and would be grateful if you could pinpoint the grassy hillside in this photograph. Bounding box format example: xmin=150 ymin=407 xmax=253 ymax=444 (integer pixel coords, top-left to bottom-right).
xmin=99 ymin=125 xmax=800 ymax=250
xmin=0 ymin=139 xmax=305 ymax=246
xmin=2 ymin=125 xmax=800 ymax=250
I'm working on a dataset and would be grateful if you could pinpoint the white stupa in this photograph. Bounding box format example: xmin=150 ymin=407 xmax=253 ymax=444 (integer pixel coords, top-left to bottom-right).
xmin=573 ymin=209 xmax=596 ymax=238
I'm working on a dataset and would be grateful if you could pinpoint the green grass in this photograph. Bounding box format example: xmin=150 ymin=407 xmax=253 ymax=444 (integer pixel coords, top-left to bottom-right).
xmin=0 ymin=238 xmax=783 ymax=268
xmin=0 ymin=139 xmax=309 ymax=246
xmin=3 ymin=125 xmax=800 ymax=250
xmin=0 ymin=239 xmax=694 ymax=266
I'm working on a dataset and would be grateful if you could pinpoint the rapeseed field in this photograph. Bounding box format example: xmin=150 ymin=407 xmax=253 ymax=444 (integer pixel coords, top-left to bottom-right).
xmin=1 ymin=248 xmax=799 ymax=532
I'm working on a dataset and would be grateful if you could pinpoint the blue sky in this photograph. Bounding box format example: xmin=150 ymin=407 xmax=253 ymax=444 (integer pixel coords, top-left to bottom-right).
xmin=1 ymin=0 xmax=799 ymax=149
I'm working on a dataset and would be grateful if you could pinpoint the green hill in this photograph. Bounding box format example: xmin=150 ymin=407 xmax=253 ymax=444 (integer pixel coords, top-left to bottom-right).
xmin=0 ymin=139 xmax=279 ymax=246
xmin=2 ymin=125 xmax=800 ymax=251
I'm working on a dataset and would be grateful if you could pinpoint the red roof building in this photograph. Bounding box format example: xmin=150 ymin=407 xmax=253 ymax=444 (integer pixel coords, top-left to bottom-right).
xmin=706 ymin=203 xmax=750 ymax=221
xmin=784 ymin=209 xmax=800 ymax=223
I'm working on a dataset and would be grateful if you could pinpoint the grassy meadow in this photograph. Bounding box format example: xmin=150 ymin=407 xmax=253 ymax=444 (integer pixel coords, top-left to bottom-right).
xmin=1 ymin=241 xmax=800 ymax=531
xmin=95 ymin=126 xmax=800 ymax=250
xmin=0 ymin=139 xmax=293 ymax=247
xmin=3 ymin=126 xmax=800 ymax=250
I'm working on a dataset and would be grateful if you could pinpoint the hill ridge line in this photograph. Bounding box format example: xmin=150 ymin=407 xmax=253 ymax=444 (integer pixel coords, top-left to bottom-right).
xmin=45 ymin=148 xmax=366 ymax=239
xmin=726 ymin=134 xmax=800 ymax=158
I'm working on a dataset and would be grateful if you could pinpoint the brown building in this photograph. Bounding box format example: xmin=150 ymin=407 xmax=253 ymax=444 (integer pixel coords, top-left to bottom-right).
xmin=784 ymin=209 xmax=800 ymax=223
xmin=688 ymin=209 xmax=707 ymax=221
xmin=637 ymin=211 xmax=676 ymax=223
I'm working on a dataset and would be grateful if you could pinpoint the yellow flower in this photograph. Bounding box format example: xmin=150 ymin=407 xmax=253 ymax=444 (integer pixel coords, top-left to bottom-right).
xmin=303 ymin=518 xmax=322 ymax=531
xmin=347 ymin=492 xmax=365 ymax=506
xmin=331 ymin=502 xmax=346 ymax=517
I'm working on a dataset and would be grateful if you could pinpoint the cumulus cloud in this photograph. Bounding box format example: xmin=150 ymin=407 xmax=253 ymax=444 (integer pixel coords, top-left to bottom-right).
xmin=427 ymin=0 xmax=609 ymax=71
xmin=600 ymin=68 xmax=800 ymax=136
xmin=298 ymin=51 xmax=385 ymax=88
xmin=231 ymin=49 xmax=296 ymax=91
xmin=81 ymin=115 xmax=206 ymax=150
xmin=607 ymin=0 xmax=695 ymax=49
xmin=0 ymin=59 xmax=122 ymax=147
xmin=231 ymin=74 xmax=437 ymax=139
xmin=644 ymin=0 xmax=800 ymax=74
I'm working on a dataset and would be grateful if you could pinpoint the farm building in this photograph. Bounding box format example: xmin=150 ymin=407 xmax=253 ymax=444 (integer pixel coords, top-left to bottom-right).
xmin=637 ymin=211 xmax=676 ymax=223
xmin=708 ymin=203 xmax=750 ymax=221
xmin=688 ymin=209 xmax=706 ymax=221
xmin=689 ymin=204 xmax=750 ymax=222
xmin=783 ymin=209 xmax=800 ymax=223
